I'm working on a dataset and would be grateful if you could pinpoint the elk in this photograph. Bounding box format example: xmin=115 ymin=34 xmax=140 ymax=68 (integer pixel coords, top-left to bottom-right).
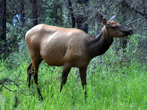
xmin=25 ymin=18 xmax=133 ymax=100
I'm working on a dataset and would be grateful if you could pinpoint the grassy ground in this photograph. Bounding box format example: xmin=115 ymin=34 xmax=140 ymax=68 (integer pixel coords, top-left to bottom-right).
xmin=0 ymin=55 xmax=146 ymax=110
xmin=0 ymin=35 xmax=146 ymax=110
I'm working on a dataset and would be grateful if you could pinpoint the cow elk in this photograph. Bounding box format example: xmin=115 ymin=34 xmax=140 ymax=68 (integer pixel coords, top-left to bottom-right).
xmin=25 ymin=17 xmax=133 ymax=100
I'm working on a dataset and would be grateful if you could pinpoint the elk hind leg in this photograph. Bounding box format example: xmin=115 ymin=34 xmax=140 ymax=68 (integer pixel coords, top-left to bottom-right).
xmin=27 ymin=63 xmax=33 ymax=88
xmin=32 ymin=59 xmax=43 ymax=100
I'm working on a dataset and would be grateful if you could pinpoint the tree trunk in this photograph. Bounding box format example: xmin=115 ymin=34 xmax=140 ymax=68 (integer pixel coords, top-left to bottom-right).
xmin=20 ymin=0 xmax=25 ymax=26
xmin=76 ymin=14 xmax=88 ymax=33
xmin=119 ymin=0 xmax=128 ymax=52
xmin=32 ymin=0 xmax=38 ymax=26
xmin=0 ymin=0 xmax=7 ymax=58
xmin=67 ymin=0 xmax=89 ymax=33
xmin=67 ymin=0 xmax=76 ymax=27
xmin=75 ymin=0 xmax=88 ymax=33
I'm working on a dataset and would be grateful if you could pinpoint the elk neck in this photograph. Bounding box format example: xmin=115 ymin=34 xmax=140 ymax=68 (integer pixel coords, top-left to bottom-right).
xmin=86 ymin=30 xmax=113 ymax=59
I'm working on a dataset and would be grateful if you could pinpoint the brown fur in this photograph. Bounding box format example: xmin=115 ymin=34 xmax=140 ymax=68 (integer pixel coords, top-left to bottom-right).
xmin=25 ymin=19 xmax=133 ymax=100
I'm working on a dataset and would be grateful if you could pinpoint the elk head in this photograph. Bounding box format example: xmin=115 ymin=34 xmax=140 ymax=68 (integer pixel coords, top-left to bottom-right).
xmin=102 ymin=17 xmax=133 ymax=38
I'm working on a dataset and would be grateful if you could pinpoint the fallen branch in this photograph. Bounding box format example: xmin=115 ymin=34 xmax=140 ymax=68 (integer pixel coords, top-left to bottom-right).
xmin=0 ymin=78 xmax=19 ymax=87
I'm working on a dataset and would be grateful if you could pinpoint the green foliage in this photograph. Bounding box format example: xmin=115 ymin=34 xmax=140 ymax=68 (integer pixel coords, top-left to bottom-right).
xmin=0 ymin=23 xmax=29 ymax=59
xmin=42 ymin=0 xmax=64 ymax=26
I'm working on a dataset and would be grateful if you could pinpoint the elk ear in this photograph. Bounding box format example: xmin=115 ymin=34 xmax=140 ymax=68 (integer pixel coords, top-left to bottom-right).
xmin=103 ymin=18 xmax=107 ymax=25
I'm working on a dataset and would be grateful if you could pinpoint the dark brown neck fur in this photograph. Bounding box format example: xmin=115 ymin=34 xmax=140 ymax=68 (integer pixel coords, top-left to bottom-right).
xmin=86 ymin=32 xmax=113 ymax=58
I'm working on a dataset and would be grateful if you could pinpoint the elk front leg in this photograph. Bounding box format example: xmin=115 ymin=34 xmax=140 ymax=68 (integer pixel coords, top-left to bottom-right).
xmin=60 ymin=64 xmax=71 ymax=92
xmin=79 ymin=67 xmax=87 ymax=100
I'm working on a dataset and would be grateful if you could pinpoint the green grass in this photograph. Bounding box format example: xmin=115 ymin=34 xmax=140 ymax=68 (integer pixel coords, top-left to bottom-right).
xmin=0 ymin=57 xmax=146 ymax=110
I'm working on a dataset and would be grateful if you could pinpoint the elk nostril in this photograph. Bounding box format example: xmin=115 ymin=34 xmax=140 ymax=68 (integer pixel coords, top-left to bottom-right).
xmin=129 ymin=30 xmax=133 ymax=35
xmin=124 ymin=30 xmax=133 ymax=36
xmin=130 ymin=30 xmax=133 ymax=34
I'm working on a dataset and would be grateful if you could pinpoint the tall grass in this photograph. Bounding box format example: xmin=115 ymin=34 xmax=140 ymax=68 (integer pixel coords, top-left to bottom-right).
xmin=0 ymin=34 xmax=146 ymax=110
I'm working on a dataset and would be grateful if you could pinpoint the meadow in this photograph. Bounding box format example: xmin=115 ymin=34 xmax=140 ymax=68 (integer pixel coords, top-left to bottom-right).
xmin=0 ymin=34 xmax=146 ymax=110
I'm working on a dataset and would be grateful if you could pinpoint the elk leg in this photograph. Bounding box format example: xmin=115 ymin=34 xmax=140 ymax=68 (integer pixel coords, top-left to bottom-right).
xmin=27 ymin=63 xmax=32 ymax=88
xmin=60 ymin=64 xmax=71 ymax=92
xmin=79 ymin=67 xmax=87 ymax=100
xmin=34 ymin=70 xmax=43 ymax=100
xmin=32 ymin=59 xmax=43 ymax=100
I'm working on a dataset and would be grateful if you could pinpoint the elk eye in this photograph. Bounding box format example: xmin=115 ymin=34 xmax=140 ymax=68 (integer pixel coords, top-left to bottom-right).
xmin=106 ymin=24 xmax=111 ymax=27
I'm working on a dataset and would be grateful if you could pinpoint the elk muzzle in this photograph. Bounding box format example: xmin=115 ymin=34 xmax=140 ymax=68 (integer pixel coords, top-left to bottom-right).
xmin=120 ymin=26 xmax=133 ymax=36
